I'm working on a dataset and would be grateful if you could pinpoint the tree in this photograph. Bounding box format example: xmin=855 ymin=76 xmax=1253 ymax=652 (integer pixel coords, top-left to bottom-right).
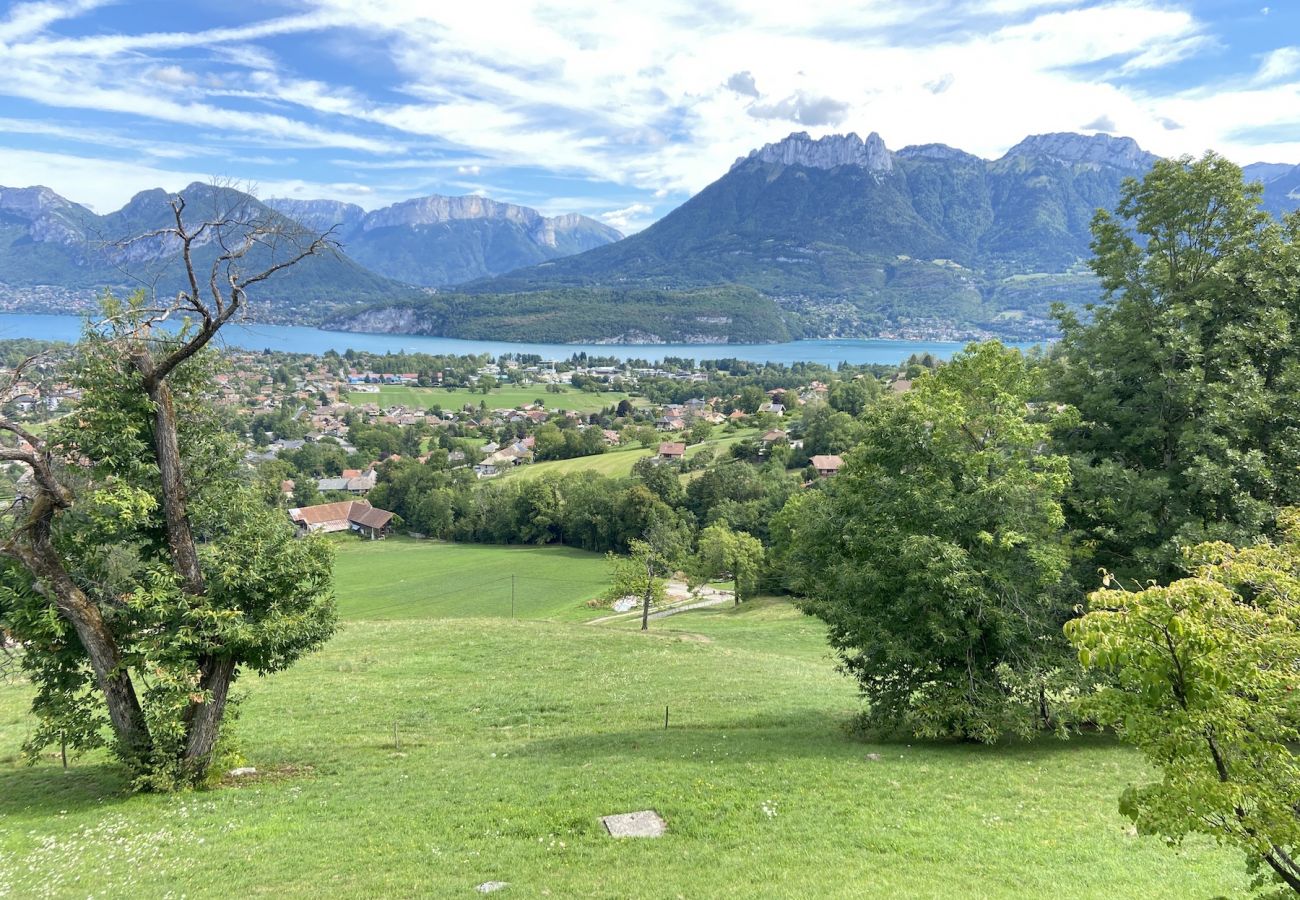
xmin=687 ymin=419 xmax=713 ymax=445
xmin=1066 ymin=513 xmax=1300 ymax=894
xmin=737 ymin=385 xmax=765 ymax=414
xmin=1052 ymin=152 xmax=1300 ymax=586
xmin=775 ymin=342 xmax=1077 ymax=741
xmin=828 ymin=377 xmax=879 ymax=416
xmin=694 ymin=523 xmax=764 ymax=606
xmin=0 ymin=188 xmax=337 ymax=788
xmin=606 ymin=523 xmax=679 ymax=631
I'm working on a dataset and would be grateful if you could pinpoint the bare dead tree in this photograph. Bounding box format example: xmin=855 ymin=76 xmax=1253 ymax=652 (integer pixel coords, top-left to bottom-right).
xmin=0 ymin=184 xmax=337 ymax=773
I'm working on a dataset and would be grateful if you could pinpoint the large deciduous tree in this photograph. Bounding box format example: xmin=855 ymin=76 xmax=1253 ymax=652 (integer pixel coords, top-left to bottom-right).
xmin=1052 ymin=152 xmax=1300 ymax=586
xmin=1067 ymin=514 xmax=1300 ymax=894
xmin=694 ymin=523 xmax=764 ymax=606
xmin=0 ymin=188 xmax=338 ymax=788
xmin=775 ymin=342 xmax=1078 ymax=741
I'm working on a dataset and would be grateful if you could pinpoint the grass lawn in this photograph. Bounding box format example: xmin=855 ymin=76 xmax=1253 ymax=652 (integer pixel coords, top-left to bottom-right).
xmin=510 ymin=428 xmax=761 ymax=482
xmin=347 ymin=384 xmax=631 ymax=415
xmin=0 ymin=541 xmax=1249 ymax=898
xmin=330 ymin=536 xmax=610 ymax=622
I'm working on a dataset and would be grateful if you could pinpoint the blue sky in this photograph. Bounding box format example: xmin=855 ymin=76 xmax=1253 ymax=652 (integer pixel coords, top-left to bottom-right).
xmin=0 ymin=0 xmax=1297 ymax=232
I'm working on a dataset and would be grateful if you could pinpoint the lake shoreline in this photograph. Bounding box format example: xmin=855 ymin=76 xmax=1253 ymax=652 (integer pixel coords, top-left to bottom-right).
xmin=0 ymin=312 xmax=1043 ymax=366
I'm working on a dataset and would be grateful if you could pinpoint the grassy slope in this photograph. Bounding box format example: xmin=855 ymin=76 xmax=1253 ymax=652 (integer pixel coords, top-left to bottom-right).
xmin=509 ymin=428 xmax=760 ymax=482
xmin=347 ymin=384 xmax=630 ymax=415
xmin=0 ymin=541 xmax=1247 ymax=898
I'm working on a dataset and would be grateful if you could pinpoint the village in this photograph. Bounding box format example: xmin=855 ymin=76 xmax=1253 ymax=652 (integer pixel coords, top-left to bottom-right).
xmin=0 ymin=342 xmax=914 ymax=542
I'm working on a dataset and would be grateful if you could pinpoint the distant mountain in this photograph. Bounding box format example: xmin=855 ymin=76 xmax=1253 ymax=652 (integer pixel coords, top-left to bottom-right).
xmin=425 ymin=131 xmax=1169 ymax=340
xmin=0 ymin=182 xmax=420 ymax=322
xmin=331 ymin=130 xmax=1297 ymax=344
xmin=265 ymin=195 xmax=623 ymax=287
xmin=1244 ymin=162 xmax=1300 ymax=219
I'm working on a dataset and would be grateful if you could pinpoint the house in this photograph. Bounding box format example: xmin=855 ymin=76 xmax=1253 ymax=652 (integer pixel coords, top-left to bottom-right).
xmin=758 ymin=402 xmax=785 ymax=416
xmin=760 ymin=429 xmax=788 ymax=445
xmin=289 ymin=500 xmax=394 ymax=539
xmin=656 ymin=415 xmax=686 ymax=431
xmin=810 ymin=454 xmax=844 ymax=477
xmin=890 ymin=378 xmax=913 ymax=394
xmin=727 ymin=410 xmax=748 ymax=423
xmin=658 ymin=441 xmax=686 ymax=462
xmin=474 ymin=463 xmax=500 ymax=479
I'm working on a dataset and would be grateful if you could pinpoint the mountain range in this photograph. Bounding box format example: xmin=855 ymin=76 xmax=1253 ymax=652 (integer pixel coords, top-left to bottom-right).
xmin=0 ymin=184 xmax=620 ymax=322
xmin=264 ymin=196 xmax=621 ymax=287
xmin=332 ymin=131 xmax=1300 ymax=343
xmin=2 ymin=131 xmax=1297 ymax=343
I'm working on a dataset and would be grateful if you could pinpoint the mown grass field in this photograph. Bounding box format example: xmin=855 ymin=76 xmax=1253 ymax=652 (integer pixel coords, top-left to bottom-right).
xmin=510 ymin=427 xmax=761 ymax=482
xmin=0 ymin=540 xmax=1249 ymax=898
xmin=347 ymin=383 xmax=631 ymax=415
xmin=330 ymin=536 xmax=610 ymax=622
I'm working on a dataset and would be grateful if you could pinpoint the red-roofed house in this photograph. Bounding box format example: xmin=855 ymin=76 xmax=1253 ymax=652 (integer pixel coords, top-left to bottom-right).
xmin=289 ymin=499 xmax=395 ymax=539
xmin=810 ymin=455 xmax=844 ymax=477
xmin=657 ymin=441 xmax=686 ymax=462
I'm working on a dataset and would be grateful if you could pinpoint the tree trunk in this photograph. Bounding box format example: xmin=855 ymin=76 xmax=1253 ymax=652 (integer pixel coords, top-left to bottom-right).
xmin=140 ymin=357 xmax=233 ymax=781
xmin=14 ymin=501 xmax=150 ymax=758
xmin=146 ymin=381 xmax=206 ymax=596
xmin=641 ymin=588 xmax=651 ymax=631
xmin=182 ymin=655 xmax=236 ymax=773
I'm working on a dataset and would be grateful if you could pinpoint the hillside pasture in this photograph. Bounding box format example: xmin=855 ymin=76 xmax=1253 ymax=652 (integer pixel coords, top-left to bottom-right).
xmin=0 ymin=540 xmax=1249 ymax=898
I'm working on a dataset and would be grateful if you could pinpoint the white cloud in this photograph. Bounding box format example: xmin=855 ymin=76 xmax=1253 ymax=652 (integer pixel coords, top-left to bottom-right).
xmin=1 ymin=0 xmax=1299 ymax=220
xmin=599 ymin=202 xmax=654 ymax=233
xmin=1254 ymin=47 xmax=1300 ymax=85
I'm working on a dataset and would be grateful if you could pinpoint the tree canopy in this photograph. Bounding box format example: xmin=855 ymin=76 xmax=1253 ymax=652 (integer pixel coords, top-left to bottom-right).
xmin=776 ymin=342 xmax=1077 ymax=740
xmin=1052 ymin=152 xmax=1300 ymax=585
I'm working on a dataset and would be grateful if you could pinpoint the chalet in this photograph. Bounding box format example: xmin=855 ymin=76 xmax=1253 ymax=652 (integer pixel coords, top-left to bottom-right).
xmin=760 ymin=429 xmax=788 ymax=445
xmin=656 ymin=415 xmax=686 ymax=431
xmin=658 ymin=441 xmax=686 ymax=462
xmin=758 ymin=401 xmax=785 ymax=416
xmin=810 ymin=455 xmax=844 ymax=477
xmin=289 ymin=500 xmax=394 ymax=539
xmin=727 ymin=410 xmax=748 ymax=423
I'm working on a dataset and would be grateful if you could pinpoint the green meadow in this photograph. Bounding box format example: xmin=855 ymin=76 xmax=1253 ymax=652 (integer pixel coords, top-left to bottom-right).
xmin=0 ymin=539 xmax=1248 ymax=898
xmin=509 ymin=427 xmax=761 ymax=482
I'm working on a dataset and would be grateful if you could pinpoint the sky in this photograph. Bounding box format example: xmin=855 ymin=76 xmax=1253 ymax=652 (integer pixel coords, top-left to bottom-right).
xmin=0 ymin=0 xmax=1297 ymax=233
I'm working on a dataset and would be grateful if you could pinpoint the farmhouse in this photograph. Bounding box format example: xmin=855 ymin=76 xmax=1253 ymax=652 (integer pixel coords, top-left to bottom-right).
xmin=810 ymin=454 xmax=844 ymax=477
xmin=289 ymin=499 xmax=395 ymax=539
xmin=658 ymin=441 xmax=686 ymax=462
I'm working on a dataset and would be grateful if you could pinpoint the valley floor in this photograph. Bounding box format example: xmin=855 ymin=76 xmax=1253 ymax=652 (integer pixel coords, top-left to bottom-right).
xmin=0 ymin=540 xmax=1248 ymax=898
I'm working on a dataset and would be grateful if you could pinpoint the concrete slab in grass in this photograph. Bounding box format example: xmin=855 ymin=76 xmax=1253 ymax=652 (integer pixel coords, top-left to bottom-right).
xmin=601 ymin=810 xmax=667 ymax=837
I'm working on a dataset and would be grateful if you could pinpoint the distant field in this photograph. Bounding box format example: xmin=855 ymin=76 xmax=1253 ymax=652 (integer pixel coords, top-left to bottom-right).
xmin=331 ymin=536 xmax=609 ymax=621
xmin=0 ymin=536 xmax=1248 ymax=898
xmin=510 ymin=427 xmax=761 ymax=481
xmin=347 ymin=383 xmax=631 ymax=414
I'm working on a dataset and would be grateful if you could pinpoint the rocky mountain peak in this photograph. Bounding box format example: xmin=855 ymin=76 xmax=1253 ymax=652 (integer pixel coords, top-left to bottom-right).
xmin=1002 ymin=132 xmax=1159 ymax=171
xmin=896 ymin=143 xmax=980 ymax=164
xmin=734 ymin=131 xmax=894 ymax=173
xmin=265 ymin=198 xmax=366 ymax=234
xmin=0 ymin=185 xmax=83 ymax=218
xmin=360 ymin=195 xmax=543 ymax=232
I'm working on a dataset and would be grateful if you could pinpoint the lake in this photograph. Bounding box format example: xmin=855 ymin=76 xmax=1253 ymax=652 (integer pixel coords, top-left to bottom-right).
xmin=0 ymin=312 xmax=1040 ymax=367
